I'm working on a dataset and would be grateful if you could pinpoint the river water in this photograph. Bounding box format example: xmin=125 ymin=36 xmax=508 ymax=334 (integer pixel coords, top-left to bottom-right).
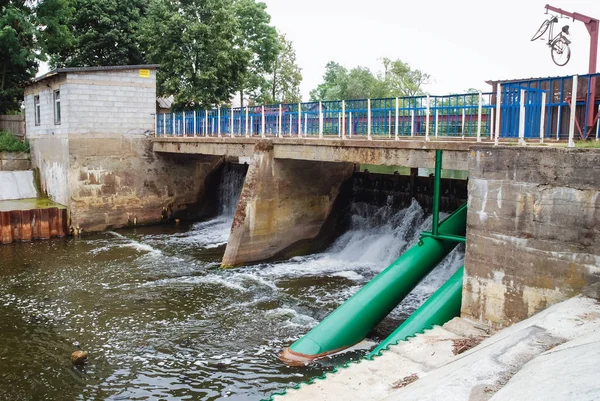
xmin=0 ymin=168 xmax=464 ymax=401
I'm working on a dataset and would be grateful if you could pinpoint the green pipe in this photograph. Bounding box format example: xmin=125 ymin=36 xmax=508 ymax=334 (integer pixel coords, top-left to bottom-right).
xmin=420 ymin=232 xmax=466 ymax=243
xmin=432 ymin=149 xmax=442 ymax=236
xmin=369 ymin=266 xmax=464 ymax=357
xmin=279 ymin=203 xmax=467 ymax=365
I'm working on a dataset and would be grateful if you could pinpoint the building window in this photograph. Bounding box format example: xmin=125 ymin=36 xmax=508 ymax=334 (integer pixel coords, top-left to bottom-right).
xmin=34 ymin=95 xmax=41 ymax=126
xmin=53 ymin=90 xmax=61 ymax=125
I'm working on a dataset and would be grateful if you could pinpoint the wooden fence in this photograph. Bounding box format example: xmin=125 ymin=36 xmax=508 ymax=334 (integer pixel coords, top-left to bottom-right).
xmin=0 ymin=115 xmax=26 ymax=138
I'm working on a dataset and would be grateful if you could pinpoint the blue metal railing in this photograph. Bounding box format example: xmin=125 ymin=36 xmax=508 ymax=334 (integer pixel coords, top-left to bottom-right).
xmin=155 ymin=73 xmax=599 ymax=142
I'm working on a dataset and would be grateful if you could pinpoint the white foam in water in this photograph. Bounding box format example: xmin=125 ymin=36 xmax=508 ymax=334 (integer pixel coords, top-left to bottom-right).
xmin=104 ymin=231 xmax=163 ymax=255
xmin=142 ymin=165 xmax=246 ymax=251
xmin=255 ymin=200 xmax=429 ymax=280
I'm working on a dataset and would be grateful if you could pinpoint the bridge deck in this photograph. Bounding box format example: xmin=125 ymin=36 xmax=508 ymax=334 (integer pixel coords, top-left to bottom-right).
xmin=152 ymin=136 xmax=493 ymax=170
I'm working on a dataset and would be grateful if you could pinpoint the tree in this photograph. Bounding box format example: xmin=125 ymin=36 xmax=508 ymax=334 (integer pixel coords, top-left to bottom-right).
xmin=380 ymin=58 xmax=430 ymax=97
xmin=310 ymin=58 xmax=431 ymax=101
xmin=43 ymin=0 xmax=148 ymax=68
xmin=140 ymin=0 xmax=249 ymax=109
xmin=0 ymin=1 xmax=39 ymax=113
xmin=233 ymin=0 xmax=278 ymax=106
xmin=309 ymin=61 xmax=347 ymax=101
xmin=263 ymin=33 xmax=302 ymax=104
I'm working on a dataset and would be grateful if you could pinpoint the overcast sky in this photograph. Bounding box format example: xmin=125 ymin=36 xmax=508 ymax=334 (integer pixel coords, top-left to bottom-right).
xmin=263 ymin=0 xmax=600 ymax=99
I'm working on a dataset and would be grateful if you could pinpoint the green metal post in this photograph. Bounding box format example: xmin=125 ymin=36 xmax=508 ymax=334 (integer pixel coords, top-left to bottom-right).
xmin=432 ymin=149 xmax=442 ymax=236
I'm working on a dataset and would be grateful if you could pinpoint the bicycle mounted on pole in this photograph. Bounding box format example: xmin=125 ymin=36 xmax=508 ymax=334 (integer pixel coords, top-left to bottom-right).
xmin=531 ymin=14 xmax=571 ymax=66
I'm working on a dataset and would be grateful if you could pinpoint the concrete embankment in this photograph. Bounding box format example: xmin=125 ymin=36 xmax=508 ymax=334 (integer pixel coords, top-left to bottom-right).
xmin=30 ymin=135 xmax=226 ymax=232
xmin=0 ymin=171 xmax=37 ymax=201
xmin=275 ymin=296 xmax=600 ymax=401
xmin=0 ymin=152 xmax=31 ymax=171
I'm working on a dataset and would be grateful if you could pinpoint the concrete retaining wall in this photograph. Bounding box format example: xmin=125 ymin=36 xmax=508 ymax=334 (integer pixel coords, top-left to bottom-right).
xmin=29 ymin=137 xmax=70 ymax=205
xmin=462 ymin=147 xmax=600 ymax=328
xmin=68 ymin=135 xmax=223 ymax=232
xmin=0 ymin=152 xmax=31 ymax=171
xmin=0 ymin=171 xmax=37 ymax=200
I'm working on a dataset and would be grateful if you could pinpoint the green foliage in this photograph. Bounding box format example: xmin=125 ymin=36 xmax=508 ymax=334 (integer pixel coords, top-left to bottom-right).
xmin=0 ymin=131 xmax=29 ymax=152
xmin=141 ymin=0 xmax=249 ymax=109
xmin=42 ymin=0 xmax=148 ymax=67
xmin=233 ymin=0 xmax=279 ymax=106
xmin=262 ymin=33 xmax=302 ymax=104
xmin=380 ymin=58 xmax=431 ymax=97
xmin=0 ymin=1 xmax=39 ymax=114
xmin=1 ymin=0 xmax=292 ymax=112
xmin=310 ymin=58 xmax=431 ymax=101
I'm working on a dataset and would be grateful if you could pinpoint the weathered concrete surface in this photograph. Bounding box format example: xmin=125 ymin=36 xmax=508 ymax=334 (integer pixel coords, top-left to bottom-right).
xmin=490 ymin=330 xmax=600 ymax=401
xmin=29 ymin=136 xmax=70 ymax=205
xmin=463 ymin=147 xmax=600 ymax=328
xmin=276 ymin=296 xmax=600 ymax=401
xmin=68 ymin=135 xmax=223 ymax=232
xmin=0 ymin=152 xmax=31 ymax=171
xmin=0 ymin=171 xmax=37 ymax=200
xmin=276 ymin=319 xmax=490 ymax=401
xmin=222 ymin=141 xmax=354 ymax=266
xmin=152 ymin=137 xmax=471 ymax=170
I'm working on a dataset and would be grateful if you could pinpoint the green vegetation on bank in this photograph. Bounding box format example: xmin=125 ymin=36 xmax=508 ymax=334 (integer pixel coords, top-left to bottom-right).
xmin=0 ymin=132 xmax=29 ymax=153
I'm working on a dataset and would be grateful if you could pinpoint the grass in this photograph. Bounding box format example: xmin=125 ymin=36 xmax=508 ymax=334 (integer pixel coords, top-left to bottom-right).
xmin=0 ymin=131 xmax=29 ymax=153
xmin=574 ymin=140 xmax=600 ymax=149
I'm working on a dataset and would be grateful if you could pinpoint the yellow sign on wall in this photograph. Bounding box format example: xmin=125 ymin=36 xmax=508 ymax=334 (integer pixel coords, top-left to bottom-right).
xmin=139 ymin=69 xmax=151 ymax=78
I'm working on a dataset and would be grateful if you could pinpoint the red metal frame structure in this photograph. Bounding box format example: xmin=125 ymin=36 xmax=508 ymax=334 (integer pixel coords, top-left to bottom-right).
xmin=545 ymin=4 xmax=598 ymax=133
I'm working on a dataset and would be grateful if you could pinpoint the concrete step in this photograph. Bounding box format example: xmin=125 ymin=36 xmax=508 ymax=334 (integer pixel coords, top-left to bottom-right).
xmin=276 ymin=321 xmax=487 ymax=401
xmin=274 ymin=296 xmax=600 ymax=401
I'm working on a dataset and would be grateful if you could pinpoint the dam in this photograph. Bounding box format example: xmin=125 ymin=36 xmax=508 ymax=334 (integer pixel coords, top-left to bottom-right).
xmin=0 ymin=65 xmax=598 ymax=400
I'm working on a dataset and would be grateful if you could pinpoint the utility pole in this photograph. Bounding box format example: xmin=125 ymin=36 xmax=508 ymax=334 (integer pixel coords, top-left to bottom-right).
xmin=545 ymin=4 xmax=598 ymax=132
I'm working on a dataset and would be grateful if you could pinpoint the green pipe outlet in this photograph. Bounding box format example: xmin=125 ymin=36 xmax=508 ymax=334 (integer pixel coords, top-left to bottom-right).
xmin=279 ymin=203 xmax=467 ymax=365
xmin=369 ymin=266 xmax=464 ymax=357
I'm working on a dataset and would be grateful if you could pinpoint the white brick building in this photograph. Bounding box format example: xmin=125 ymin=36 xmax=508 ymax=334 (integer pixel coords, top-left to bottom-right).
xmin=23 ymin=65 xmax=159 ymax=206
xmin=24 ymin=65 xmax=159 ymax=138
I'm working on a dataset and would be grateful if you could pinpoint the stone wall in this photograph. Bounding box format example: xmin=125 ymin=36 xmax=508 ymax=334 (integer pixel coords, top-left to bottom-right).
xmin=462 ymin=146 xmax=600 ymax=328
xmin=68 ymin=135 xmax=222 ymax=232
xmin=0 ymin=152 xmax=31 ymax=171
xmin=222 ymin=141 xmax=355 ymax=266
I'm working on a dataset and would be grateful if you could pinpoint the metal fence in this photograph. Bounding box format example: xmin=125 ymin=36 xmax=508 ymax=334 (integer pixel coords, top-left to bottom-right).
xmin=155 ymin=73 xmax=600 ymax=145
xmin=156 ymin=92 xmax=495 ymax=141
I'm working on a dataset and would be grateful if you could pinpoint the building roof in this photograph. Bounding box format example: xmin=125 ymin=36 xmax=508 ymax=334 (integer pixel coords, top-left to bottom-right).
xmin=30 ymin=64 xmax=160 ymax=85
xmin=485 ymin=74 xmax=581 ymax=87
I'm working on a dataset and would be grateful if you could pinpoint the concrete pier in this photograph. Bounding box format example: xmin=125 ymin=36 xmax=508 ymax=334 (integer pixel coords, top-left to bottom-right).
xmin=222 ymin=141 xmax=354 ymax=266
